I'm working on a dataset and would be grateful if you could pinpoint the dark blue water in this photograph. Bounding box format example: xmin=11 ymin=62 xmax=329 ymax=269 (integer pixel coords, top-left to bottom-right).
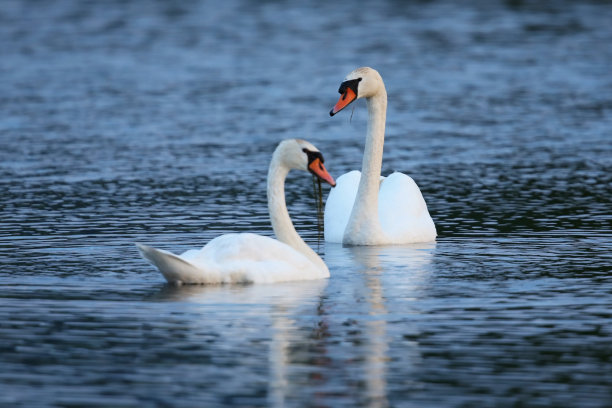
xmin=1 ymin=0 xmax=611 ymax=406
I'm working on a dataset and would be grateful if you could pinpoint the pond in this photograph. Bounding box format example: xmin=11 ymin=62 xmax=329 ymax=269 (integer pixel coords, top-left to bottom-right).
xmin=1 ymin=0 xmax=611 ymax=406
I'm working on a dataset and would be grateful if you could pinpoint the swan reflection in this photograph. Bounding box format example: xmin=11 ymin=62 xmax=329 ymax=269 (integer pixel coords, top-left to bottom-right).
xmin=151 ymin=279 xmax=327 ymax=408
xmin=151 ymin=279 xmax=327 ymax=305
xmin=146 ymin=242 xmax=434 ymax=407
xmin=325 ymin=242 xmax=435 ymax=407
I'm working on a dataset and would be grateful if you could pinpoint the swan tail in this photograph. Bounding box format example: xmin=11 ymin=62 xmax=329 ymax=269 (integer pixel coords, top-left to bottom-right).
xmin=136 ymin=243 xmax=207 ymax=285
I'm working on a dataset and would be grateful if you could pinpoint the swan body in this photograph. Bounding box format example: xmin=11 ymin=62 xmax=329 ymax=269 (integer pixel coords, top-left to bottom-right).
xmin=137 ymin=234 xmax=323 ymax=285
xmin=325 ymin=67 xmax=436 ymax=245
xmin=138 ymin=139 xmax=336 ymax=285
xmin=325 ymin=171 xmax=435 ymax=244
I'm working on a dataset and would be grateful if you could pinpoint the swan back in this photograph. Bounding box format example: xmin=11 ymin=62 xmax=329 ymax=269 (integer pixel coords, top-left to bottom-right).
xmin=324 ymin=170 xmax=361 ymax=243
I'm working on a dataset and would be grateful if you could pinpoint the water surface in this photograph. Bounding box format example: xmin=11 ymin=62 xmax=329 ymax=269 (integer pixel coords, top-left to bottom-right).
xmin=1 ymin=0 xmax=611 ymax=406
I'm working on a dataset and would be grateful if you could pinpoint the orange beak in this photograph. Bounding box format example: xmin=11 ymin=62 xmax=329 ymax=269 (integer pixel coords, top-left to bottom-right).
xmin=329 ymin=87 xmax=357 ymax=116
xmin=308 ymin=158 xmax=336 ymax=187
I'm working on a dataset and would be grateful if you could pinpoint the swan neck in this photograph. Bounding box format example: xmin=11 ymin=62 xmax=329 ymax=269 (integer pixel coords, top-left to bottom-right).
xmin=343 ymin=89 xmax=387 ymax=244
xmin=362 ymin=91 xmax=386 ymax=188
xmin=267 ymin=156 xmax=327 ymax=272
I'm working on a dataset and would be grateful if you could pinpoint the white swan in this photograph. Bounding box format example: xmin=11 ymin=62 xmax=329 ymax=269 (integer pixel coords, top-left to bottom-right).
xmin=324 ymin=67 xmax=436 ymax=245
xmin=137 ymin=139 xmax=336 ymax=284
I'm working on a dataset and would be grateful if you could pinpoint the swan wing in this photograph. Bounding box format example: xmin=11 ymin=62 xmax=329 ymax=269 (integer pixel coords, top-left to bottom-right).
xmin=136 ymin=243 xmax=206 ymax=285
xmin=378 ymin=172 xmax=437 ymax=243
xmin=324 ymin=170 xmax=361 ymax=243
xmin=137 ymin=233 xmax=327 ymax=285
xmin=197 ymin=233 xmax=328 ymax=283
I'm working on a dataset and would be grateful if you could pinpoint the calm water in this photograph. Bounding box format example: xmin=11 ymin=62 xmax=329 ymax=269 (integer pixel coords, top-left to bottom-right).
xmin=1 ymin=0 xmax=611 ymax=406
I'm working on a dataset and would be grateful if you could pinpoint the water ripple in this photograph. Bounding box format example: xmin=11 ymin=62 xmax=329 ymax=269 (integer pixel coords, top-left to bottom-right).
xmin=1 ymin=0 xmax=611 ymax=406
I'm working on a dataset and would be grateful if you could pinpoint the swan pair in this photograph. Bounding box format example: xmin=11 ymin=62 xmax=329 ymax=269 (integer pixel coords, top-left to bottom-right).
xmin=138 ymin=67 xmax=436 ymax=284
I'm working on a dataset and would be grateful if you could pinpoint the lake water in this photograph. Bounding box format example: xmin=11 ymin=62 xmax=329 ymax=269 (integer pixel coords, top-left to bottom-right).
xmin=1 ymin=0 xmax=611 ymax=406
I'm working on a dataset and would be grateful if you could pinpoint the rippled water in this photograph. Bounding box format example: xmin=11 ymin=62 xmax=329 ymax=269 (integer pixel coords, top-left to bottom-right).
xmin=1 ymin=0 xmax=611 ymax=406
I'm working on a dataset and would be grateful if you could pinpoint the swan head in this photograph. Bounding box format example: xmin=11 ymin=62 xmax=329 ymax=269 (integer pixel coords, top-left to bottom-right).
xmin=330 ymin=67 xmax=384 ymax=116
xmin=276 ymin=139 xmax=336 ymax=187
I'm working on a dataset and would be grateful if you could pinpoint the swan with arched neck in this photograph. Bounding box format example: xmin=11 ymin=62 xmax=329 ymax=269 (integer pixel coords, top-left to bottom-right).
xmin=137 ymin=139 xmax=336 ymax=284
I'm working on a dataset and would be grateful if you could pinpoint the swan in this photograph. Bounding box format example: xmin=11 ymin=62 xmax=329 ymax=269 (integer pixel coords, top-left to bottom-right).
xmin=324 ymin=67 xmax=436 ymax=245
xmin=137 ymin=139 xmax=336 ymax=285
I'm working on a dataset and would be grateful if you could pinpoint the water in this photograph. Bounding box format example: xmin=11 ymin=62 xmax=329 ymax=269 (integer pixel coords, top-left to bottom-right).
xmin=1 ymin=0 xmax=611 ymax=406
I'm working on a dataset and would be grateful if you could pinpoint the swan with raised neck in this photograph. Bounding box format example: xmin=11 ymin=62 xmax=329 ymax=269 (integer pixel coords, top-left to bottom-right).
xmin=325 ymin=67 xmax=436 ymax=245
